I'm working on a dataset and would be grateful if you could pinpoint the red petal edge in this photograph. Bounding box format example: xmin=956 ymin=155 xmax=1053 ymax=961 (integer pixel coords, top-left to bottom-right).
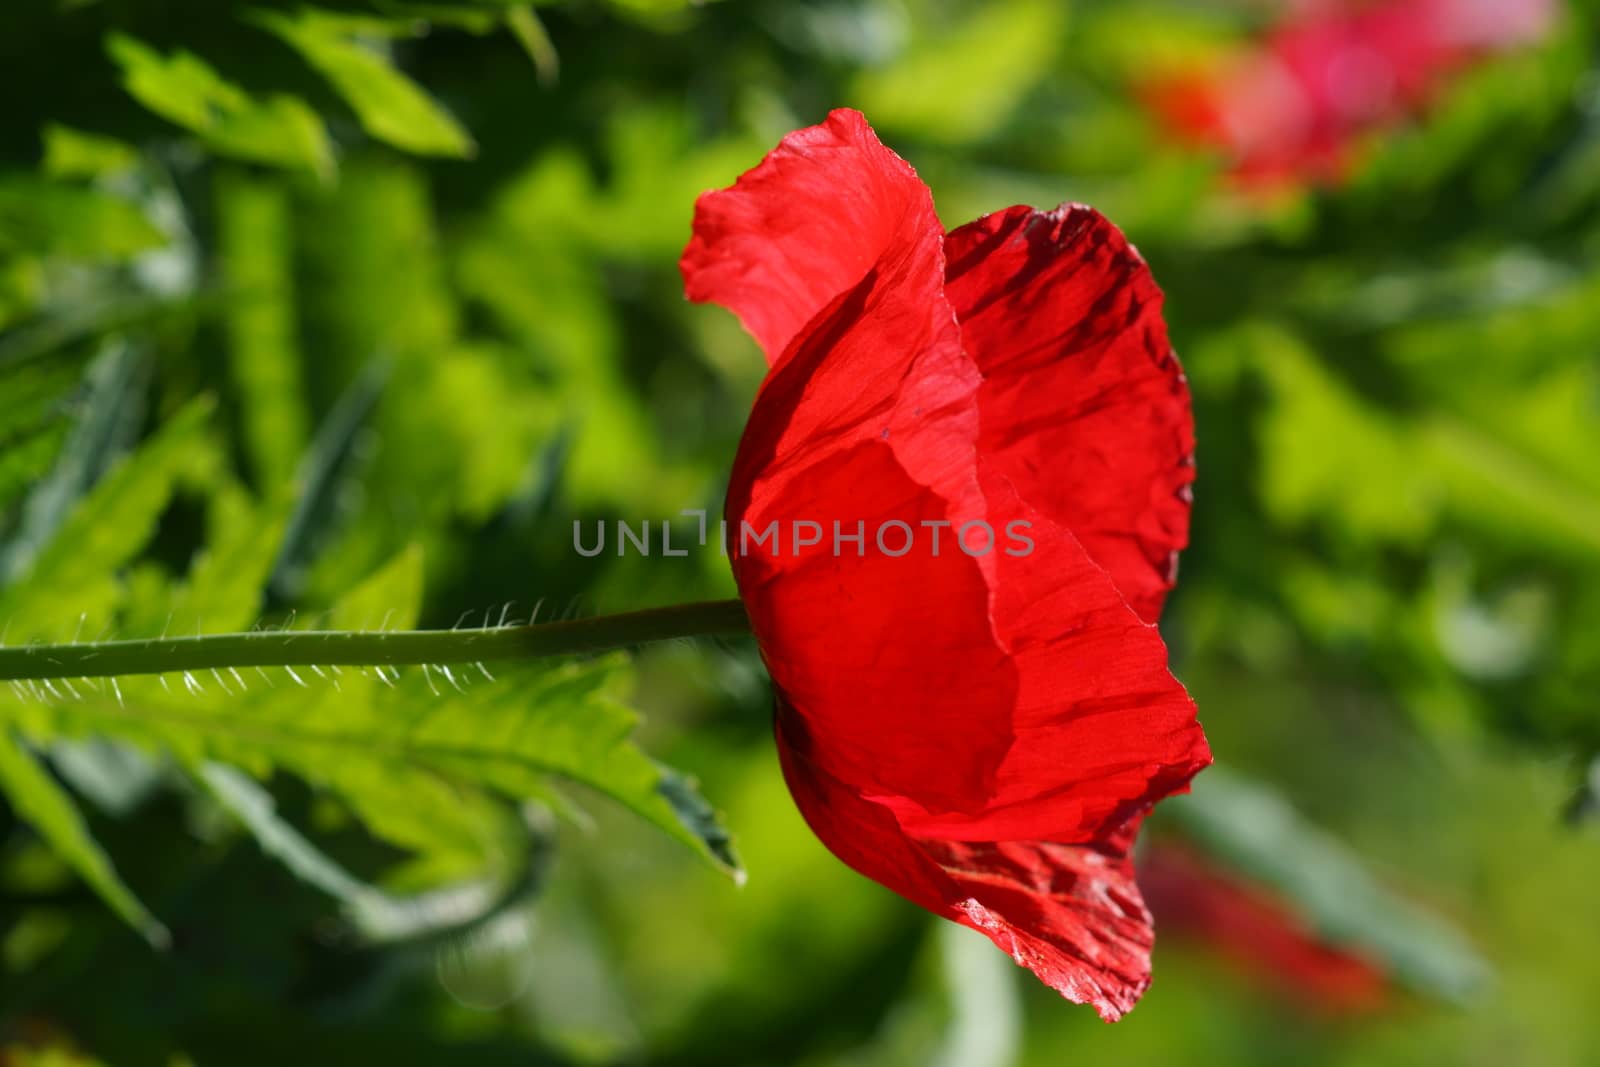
xmin=779 ymin=714 xmax=1159 ymax=1022
xmin=681 ymin=109 xmax=934 ymax=367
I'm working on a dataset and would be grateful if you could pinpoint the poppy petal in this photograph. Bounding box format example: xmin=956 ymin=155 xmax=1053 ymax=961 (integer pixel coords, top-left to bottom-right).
xmin=734 ymin=371 xmax=1209 ymax=844
xmin=889 ymin=473 xmax=1209 ymax=845
xmin=944 ymin=205 xmax=1194 ymax=623
xmin=778 ymin=720 xmax=1158 ymax=1022
xmin=931 ymin=837 xmax=1154 ymax=1021
xmin=681 ymin=109 xmax=934 ymax=366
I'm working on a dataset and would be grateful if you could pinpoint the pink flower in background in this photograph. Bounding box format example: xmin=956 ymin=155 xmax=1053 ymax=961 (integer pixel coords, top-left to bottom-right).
xmin=1144 ymin=0 xmax=1558 ymax=186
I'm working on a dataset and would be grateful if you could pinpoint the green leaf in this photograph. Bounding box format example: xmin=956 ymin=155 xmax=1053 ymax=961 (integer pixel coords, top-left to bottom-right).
xmin=375 ymin=4 xmax=504 ymax=34
xmin=327 ymin=540 xmax=424 ymax=632
xmin=1242 ymin=322 xmax=1600 ymax=557
xmin=850 ymin=0 xmax=1066 ymax=144
xmin=0 ymin=176 xmax=164 ymax=261
xmin=0 ymin=728 xmax=166 ymax=946
xmin=248 ymin=9 xmax=476 ymax=158
xmin=267 ymin=359 xmax=388 ymax=601
xmin=0 ymin=343 xmax=146 ymax=588
xmin=0 ymin=354 xmax=92 ymax=520
xmin=214 ymin=171 xmax=311 ymax=490
xmin=41 ymin=124 xmax=140 ymax=180
xmin=197 ymin=761 xmax=376 ymax=906
xmin=1164 ymin=765 xmax=1491 ymax=1002
xmin=105 ymin=33 xmax=334 ymax=176
xmin=503 ymin=6 xmax=559 ymax=84
xmin=0 ymin=257 xmax=41 ymax=333
xmin=0 ymin=397 xmax=213 ymax=640
xmin=163 ymin=482 xmax=291 ymax=636
xmin=657 ymin=767 xmax=740 ymax=877
xmin=1246 ymin=325 xmax=1438 ymax=543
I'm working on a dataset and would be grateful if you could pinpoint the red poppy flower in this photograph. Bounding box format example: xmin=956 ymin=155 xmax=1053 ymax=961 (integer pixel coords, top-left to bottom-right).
xmin=1139 ymin=843 xmax=1388 ymax=1014
xmin=1144 ymin=0 xmax=1556 ymax=186
xmin=681 ymin=109 xmax=1211 ymax=1020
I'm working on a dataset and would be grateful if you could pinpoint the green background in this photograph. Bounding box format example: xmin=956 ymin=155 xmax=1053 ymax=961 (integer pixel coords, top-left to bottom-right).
xmin=2 ymin=0 xmax=1599 ymax=1063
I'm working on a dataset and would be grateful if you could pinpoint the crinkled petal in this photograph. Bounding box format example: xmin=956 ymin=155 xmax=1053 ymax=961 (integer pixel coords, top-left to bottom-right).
xmin=778 ymin=718 xmax=1157 ymax=1022
xmin=686 ymin=120 xmax=1196 ymax=625
xmin=934 ymin=838 xmax=1153 ymax=1021
xmin=944 ymin=205 xmax=1193 ymax=623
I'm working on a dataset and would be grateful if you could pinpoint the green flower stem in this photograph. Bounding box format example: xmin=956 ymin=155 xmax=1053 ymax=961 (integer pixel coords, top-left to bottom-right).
xmin=0 ymin=599 xmax=751 ymax=682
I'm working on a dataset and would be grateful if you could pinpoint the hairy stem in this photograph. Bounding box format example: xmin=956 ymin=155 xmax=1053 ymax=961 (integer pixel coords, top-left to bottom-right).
xmin=0 ymin=600 xmax=751 ymax=681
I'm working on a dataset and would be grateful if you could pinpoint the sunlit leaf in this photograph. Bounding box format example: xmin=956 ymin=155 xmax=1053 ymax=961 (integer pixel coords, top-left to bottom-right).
xmin=0 ymin=343 xmax=145 ymax=587
xmin=850 ymin=0 xmax=1066 ymax=144
xmin=0 ymin=176 xmax=163 ymax=260
xmin=41 ymin=124 xmax=140 ymax=179
xmin=105 ymin=33 xmax=333 ymax=176
xmin=215 ymin=171 xmax=310 ymax=490
xmin=0 ymin=397 xmax=213 ymax=638
xmin=248 ymin=9 xmax=475 ymax=159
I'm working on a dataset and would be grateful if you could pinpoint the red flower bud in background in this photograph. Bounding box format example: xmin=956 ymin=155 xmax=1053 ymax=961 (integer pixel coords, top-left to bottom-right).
xmin=1143 ymin=0 xmax=1557 ymax=187
xmin=682 ymin=109 xmax=1211 ymax=1020
xmin=1139 ymin=842 xmax=1390 ymax=1014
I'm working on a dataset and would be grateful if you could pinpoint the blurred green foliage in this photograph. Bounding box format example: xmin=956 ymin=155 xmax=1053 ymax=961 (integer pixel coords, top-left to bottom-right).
xmin=2 ymin=0 xmax=1600 ymax=1064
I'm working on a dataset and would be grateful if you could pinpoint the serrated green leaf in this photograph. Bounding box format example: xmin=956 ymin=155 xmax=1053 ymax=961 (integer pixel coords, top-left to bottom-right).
xmin=332 ymin=545 xmax=733 ymax=873
xmin=3 ymin=545 xmax=738 ymax=930
xmin=248 ymin=9 xmax=475 ymax=158
xmin=657 ymin=767 xmax=740 ymax=877
xmin=306 ymin=546 xmax=524 ymax=887
xmin=1247 ymin=325 xmax=1438 ymax=543
xmin=1245 ymin=322 xmax=1600 ymax=557
xmin=0 ymin=728 xmax=166 ymax=946
xmin=11 ymin=652 xmax=736 ymax=878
